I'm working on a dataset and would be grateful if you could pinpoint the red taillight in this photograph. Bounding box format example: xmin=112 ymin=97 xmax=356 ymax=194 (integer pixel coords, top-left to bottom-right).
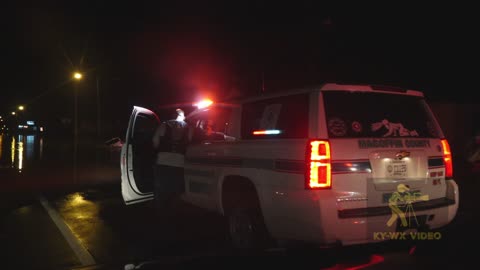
xmin=441 ymin=139 xmax=453 ymax=178
xmin=306 ymin=140 xmax=331 ymax=189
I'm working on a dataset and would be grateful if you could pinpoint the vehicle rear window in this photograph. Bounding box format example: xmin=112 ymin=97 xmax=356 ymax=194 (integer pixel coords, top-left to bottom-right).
xmin=241 ymin=93 xmax=309 ymax=139
xmin=323 ymin=91 xmax=441 ymax=138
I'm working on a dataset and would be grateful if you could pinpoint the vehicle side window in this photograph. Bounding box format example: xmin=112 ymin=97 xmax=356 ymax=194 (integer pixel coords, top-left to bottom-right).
xmin=241 ymin=93 xmax=309 ymax=139
xmin=188 ymin=107 xmax=236 ymax=143
xmin=132 ymin=114 xmax=157 ymax=141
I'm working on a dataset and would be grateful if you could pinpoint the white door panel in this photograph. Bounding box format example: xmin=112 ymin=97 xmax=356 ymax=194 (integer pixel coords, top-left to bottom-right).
xmin=121 ymin=106 xmax=159 ymax=205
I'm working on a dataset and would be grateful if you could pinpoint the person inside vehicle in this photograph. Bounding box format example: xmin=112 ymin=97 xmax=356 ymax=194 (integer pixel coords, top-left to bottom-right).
xmin=203 ymin=119 xmax=226 ymax=140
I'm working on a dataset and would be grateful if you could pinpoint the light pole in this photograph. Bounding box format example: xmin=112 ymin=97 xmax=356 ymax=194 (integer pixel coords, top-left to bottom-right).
xmin=73 ymin=71 xmax=82 ymax=184
xmin=96 ymin=76 xmax=101 ymax=140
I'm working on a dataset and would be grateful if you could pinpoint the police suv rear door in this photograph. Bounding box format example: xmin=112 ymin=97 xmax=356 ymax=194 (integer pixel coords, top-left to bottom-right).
xmin=121 ymin=106 xmax=159 ymax=205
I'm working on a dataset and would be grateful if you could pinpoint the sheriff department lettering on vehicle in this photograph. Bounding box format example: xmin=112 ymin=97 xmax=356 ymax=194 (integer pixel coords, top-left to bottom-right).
xmin=358 ymin=139 xmax=431 ymax=149
xmin=120 ymin=83 xmax=459 ymax=251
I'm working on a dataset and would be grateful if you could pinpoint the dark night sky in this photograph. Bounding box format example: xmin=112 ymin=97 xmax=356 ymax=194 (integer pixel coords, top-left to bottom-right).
xmin=1 ymin=2 xmax=477 ymax=130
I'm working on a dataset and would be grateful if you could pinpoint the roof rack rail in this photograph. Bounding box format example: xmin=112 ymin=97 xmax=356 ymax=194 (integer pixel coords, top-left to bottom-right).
xmin=370 ymin=84 xmax=407 ymax=93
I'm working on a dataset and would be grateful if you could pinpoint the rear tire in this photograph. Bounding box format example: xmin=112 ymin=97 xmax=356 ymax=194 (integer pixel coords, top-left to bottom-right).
xmin=226 ymin=195 xmax=273 ymax=252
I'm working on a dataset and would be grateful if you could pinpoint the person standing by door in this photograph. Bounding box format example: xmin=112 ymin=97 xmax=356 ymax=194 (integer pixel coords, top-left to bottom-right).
xmin=152 ymin=108 xmax=188 ymax=213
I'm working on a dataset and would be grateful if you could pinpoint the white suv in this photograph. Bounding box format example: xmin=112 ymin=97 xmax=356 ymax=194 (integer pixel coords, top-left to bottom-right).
xmin=120 ymin=83 xmax=459 ymax=249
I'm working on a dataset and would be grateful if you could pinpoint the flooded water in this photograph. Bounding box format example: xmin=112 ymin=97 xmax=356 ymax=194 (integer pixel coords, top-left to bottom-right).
xmin=0 ymin=133 xmax=121 ymax=192
xmin=0 ymin=134 xmax=46 ymax=172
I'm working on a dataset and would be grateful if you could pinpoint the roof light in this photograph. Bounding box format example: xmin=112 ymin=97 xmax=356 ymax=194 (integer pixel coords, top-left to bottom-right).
xmin=253 ymin=129 xmax=281 ymax=135
xmin=194 ymin=99 xmax=213 ymax=109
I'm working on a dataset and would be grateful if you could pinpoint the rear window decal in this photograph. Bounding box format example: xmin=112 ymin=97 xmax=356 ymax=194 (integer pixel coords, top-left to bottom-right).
xmin=371 ymin=119 xmax=419 ymax=137
xmin=259 ymin=104 xmax=282 ymax=130
xmin=323 ymin=91 xmax=440 ymax=139
xmin=352 ymin=121 xmax=363 ymax=133
xmin=328 ymin=117 xmax=347 ymax=137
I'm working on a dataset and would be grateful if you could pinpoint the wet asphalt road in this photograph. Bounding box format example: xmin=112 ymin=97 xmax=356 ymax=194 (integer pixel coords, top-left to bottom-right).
xmin=1 ymin=134 xmax=480 ymax=270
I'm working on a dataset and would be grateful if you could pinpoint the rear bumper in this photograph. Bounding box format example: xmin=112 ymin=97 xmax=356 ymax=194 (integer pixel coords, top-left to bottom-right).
xmin=267 ymin=179 xmax=459 ymax=247
xmin=338 ymin=197 xmax=455 ymax=219
xmin=333 ymin=179 xmax=459 ymax=246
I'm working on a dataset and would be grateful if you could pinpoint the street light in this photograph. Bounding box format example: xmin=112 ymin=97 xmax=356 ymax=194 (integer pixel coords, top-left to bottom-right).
xmin=18 ymin=105 xmax=24 ymax=111
xmin=73 ymin=71 xmax=102 ymax=139
xmin=11 ymin=112 xmax=16 ymax=115
xmin=73 ymin=72 xmax=83 ymax=80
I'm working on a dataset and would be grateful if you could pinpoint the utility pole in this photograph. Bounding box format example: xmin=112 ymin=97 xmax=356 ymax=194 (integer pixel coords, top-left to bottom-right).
xmin=96 ymin=76 xmax=101 ymax=141
xmin=73 ymin=83 xmax=78 ymax=184
xmin=72 ymin=71 xmax=82 ymax=185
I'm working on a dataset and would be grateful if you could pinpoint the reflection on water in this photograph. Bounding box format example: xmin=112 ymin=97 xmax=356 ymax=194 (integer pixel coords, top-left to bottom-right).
xmin=0 ymin=134 xmax=44 ymax=172
xmin=61 ymin=192 xmax=99 ymax=230
xmin=26 ymin=135 xmax=35 ymax=160
xmin=10 ymin=136 xmax=15 ymax=166
xmin=39 ymin=136 xmax=43 ymax=159
xmin=17 ymin=137 xmax=23 ymax=171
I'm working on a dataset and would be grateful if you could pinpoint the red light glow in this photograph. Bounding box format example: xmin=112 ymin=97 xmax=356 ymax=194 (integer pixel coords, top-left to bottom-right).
xmin=308 ymin=140 xmax=331 ymax=189
xmin=194 ymin=99 xmax=213 ymax=109
xmin=441 ymin=139 xmax=453 ymax=178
